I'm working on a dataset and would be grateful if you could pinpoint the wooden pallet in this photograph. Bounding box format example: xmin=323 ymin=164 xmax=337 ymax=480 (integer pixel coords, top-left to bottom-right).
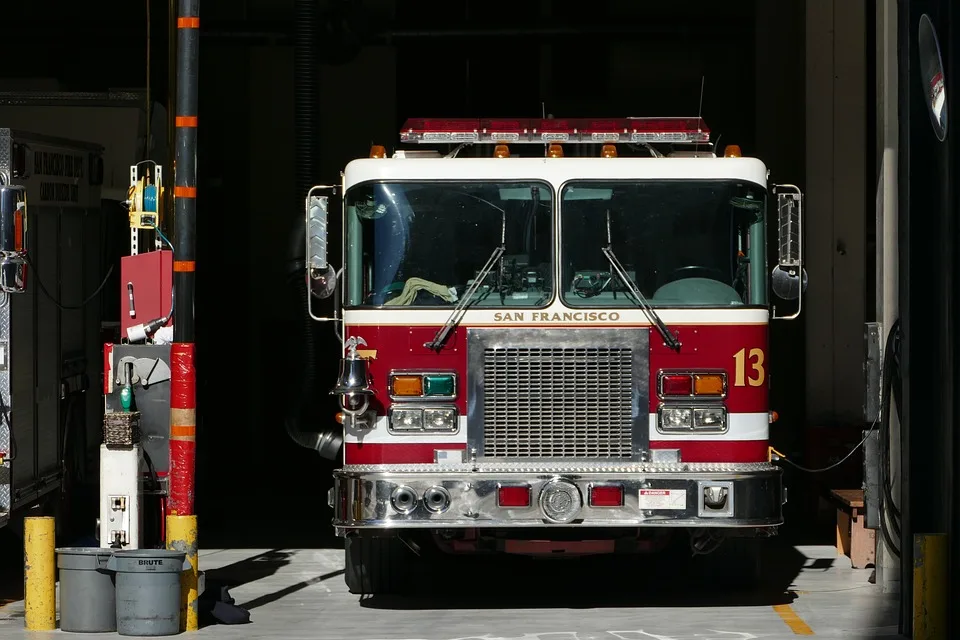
xmin=829 ymin=489 xmax=875 ymax=569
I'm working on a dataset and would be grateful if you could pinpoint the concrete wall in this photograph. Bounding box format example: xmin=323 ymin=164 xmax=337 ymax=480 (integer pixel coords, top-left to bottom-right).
xmin=805 ymin=1 xmax=869 ymax=427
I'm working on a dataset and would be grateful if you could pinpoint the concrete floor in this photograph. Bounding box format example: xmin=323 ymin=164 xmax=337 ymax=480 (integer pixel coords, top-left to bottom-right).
xmin=0 ymin=541 xmax=900 ymax=639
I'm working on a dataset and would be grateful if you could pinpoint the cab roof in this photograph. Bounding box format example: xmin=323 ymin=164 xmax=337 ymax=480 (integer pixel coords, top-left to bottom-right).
xmin=342 ymin=156 xmax=769 ymax=191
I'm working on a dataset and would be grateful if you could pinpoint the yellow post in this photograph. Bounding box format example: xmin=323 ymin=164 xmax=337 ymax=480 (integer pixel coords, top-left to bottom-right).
xmin=23 ymin=516 xmax=56 ymax=631
xmin=913 ymin=533 xmax=948 ymax=640
xmin=166 ymin=515 xmax=199 ymax=632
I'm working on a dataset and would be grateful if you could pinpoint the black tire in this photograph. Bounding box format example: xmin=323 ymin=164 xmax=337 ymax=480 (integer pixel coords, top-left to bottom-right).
xmin=344 ymin=536 xmax=413 ymax=595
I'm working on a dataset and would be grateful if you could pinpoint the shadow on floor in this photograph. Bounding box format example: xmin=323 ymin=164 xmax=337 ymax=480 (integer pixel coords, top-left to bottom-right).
xmin=197 ymin=549 xmax=344 ymax=627
xmin=202 ymin=548 xmax=297 ymax=590
xmin=361 ymin=536 xmax=811 ymax=610
xmin=200 ymin=548 xmax=345 ymax=612
xmin=236 ymin=569 xmax=344 ymax=610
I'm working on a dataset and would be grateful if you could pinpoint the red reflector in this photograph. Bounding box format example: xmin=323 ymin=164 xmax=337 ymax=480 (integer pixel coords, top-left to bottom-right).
xmin=498 ymin=485 xmax=530 ymax=508
xmin=590 ymin=485 xmax=623 ymax=507
xmin=660 ymin=374 xmax=693 ymax=396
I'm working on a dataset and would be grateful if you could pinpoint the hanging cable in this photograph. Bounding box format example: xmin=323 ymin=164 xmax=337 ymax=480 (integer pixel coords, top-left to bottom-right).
xmin=24 ymin=255 xmax=115 ymax=311
xmin=772 ymin=419 xmax=878 ymax=474
xmin=771 ymin=319 xmax=903 ymax=557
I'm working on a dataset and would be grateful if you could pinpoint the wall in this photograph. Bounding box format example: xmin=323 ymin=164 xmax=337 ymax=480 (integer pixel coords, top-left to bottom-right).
xmin=805 ymin=1 xmax=869 ymax=427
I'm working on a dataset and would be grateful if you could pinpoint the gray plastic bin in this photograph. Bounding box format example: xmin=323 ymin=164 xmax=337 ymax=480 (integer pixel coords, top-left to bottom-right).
xmin=107 ymin=549 xmax=190 ymax=637
xmin=56 ymin=547 xmax=117 ymax=633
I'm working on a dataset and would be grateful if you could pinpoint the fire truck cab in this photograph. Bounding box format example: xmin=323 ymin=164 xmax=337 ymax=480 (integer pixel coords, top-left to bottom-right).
xmin=304 ymin=116 xmax=806 ymax=594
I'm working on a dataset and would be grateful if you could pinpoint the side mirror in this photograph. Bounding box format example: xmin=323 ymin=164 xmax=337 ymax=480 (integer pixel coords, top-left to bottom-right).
xmin=305 ymin=185 xmax=340 ymax=322
xmin=305 ymin=186 xmax=337 ymax=298
xmin=771 ymin=184 xmax=806 ymax=320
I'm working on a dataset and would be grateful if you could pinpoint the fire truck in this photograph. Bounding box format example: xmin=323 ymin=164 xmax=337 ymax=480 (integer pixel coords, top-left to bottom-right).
xmin=300 ymin=116 xmax=805 ymax=594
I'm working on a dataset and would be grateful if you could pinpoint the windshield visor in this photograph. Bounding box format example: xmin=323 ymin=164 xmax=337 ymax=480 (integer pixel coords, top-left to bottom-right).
xmin=345 ymin=181 xmax=554 ymax=308
xmin=560 ymin=180 xmax=767 ymax=307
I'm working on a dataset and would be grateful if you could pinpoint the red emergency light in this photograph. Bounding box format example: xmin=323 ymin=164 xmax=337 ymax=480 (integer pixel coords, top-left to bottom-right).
xmin=589 ymin=485 xmax=624 ymax=507
xmin=399 ymin=117 xmax=710 ymax=144
xmin=497 ymin=485 xmax=531 ymax=508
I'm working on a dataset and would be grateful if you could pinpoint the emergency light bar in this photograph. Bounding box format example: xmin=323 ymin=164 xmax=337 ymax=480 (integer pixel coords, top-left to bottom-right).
xmin=399 ymin=117 xmax=710 ymax=144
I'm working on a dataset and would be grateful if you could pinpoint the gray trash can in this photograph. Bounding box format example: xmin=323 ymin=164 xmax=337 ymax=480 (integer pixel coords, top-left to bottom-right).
xmin=107 ymin=549 xmax=190 ymax=637
xmin=56 ymin=547 xmax=117 ymax=633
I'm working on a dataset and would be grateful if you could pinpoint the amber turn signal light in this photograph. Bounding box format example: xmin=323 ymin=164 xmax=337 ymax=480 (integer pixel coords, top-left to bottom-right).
xmin=391 ymin=375 xmax=423 ymax=397
xmin=693 ymin=374 xmax=725 ymax=396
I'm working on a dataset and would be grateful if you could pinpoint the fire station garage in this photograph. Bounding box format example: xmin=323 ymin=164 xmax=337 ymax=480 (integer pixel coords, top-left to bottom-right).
xmin=0 ymin=0 xmax=957 ymax=638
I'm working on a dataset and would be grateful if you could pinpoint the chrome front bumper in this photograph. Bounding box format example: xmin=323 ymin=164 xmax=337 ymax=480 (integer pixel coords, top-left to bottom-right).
xmin=330 ymin=461 xmax=785 ymax=531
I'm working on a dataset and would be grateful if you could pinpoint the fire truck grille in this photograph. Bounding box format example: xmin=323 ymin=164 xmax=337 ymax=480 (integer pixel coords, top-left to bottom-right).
xmin=481 ymin=346 xmax=633 ymax=458
xmin=467 ymin=328 xmax=649 ymax=460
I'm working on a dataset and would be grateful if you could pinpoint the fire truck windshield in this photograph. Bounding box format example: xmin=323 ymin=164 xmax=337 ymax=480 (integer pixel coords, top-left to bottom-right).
xmin=344 ymin=181 xmax=553 ymax=307
xmin=560 ymin=180 xmax=767 ymax=307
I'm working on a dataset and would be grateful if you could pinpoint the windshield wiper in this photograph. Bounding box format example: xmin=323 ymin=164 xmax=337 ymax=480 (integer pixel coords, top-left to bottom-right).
xmin=424 ymin=208 xmax=506 ymax=352
xmin=600 ymin=210 xmax=682 ymax=352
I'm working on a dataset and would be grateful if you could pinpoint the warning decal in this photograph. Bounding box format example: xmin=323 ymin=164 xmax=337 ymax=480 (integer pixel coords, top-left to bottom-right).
xmin=639 ymin=488 xmax=687 ymax=510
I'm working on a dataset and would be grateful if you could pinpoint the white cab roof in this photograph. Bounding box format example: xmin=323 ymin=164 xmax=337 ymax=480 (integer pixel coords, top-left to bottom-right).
xmin=343 ymin=156 xmax=769 ymax=190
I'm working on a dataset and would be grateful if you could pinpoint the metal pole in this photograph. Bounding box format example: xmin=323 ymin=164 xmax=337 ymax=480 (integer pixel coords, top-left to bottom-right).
xmin=875 ymin=0 xmax=901 ymax=594
xmin=913 ymin=533 xmax=948 ymax=639
xmin=167 ymin=515 xmax=199 ymax=631
xmin=168 ymin=0 xmax=198 ymax=518
xmin=23 ymin=516 xmax=56 ymax=631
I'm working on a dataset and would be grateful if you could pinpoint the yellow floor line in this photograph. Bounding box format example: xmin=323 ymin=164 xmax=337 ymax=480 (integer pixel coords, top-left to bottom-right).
xmin=773 ymin=603 xmax=816 ymax=635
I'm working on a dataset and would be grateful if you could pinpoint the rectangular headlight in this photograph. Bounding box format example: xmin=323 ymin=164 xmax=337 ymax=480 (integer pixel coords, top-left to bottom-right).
xmin=694 ymin=407 xmax=726 ymax=429
xmin=423 ymin=408 xmax=458 ymax=432
xmin=660 ymin=407 xmax=692 ymax=429
xmin=390 ymin=408 xmax=423 ymax=431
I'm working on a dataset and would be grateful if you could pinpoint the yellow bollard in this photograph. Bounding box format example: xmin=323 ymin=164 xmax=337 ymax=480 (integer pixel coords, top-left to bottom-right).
xmin=23 ymin=516 xmax=56 ymax=631
xmin=166 ymin=515 xmax=199 ymax=632
xmin=913 ymin=533 xmax=948 ymax=640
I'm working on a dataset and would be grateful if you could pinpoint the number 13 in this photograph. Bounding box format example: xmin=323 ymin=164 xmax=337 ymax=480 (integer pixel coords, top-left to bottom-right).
xmin=733 ymin=347 xmax=765 ymax=387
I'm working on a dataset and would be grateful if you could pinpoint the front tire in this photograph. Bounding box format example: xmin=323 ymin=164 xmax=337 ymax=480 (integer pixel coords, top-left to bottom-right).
xmin=344 ymin=535 xmax=414 ymax=595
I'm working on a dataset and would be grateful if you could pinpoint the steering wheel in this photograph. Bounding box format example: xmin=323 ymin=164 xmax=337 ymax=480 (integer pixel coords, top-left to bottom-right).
xmin=665 ymin=265 xmax=727 ymax=283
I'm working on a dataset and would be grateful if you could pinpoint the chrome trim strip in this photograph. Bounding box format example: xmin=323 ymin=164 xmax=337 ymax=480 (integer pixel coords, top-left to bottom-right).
xmin=341 ymin=461 xmax=778 ymax=474
xmin=332 ymin=466 xmax=782 ymax=530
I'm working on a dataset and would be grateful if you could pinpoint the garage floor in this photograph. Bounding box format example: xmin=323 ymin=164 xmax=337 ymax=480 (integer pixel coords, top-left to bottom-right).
xmin=0 ymin=540 xmax=900 ymax=639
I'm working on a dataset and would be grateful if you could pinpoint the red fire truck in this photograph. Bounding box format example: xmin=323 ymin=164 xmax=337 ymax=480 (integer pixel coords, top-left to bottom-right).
xmin=302 ymin=116 xmax=805 ymax=594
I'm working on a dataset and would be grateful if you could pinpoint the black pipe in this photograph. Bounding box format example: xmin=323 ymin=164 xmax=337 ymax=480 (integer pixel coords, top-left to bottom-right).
xmin=10 ymin=19 xmax=752 ymax=44
xmin=193 ymin=21 xmax=751 ymax=45
xmin=285 ymin=273 xmax=343 ymax=461
xmin=173 ymin=0 xmax=198 ymax=344
xmin=286 ymin=0 xmax=342 ymax=461
xmin=294 ymin=0 xmax=319 ymax=222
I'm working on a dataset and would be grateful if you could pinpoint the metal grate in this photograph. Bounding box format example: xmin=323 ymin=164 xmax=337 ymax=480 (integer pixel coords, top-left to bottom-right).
xmin=481 ymin=346 xmax=634 ymax=459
